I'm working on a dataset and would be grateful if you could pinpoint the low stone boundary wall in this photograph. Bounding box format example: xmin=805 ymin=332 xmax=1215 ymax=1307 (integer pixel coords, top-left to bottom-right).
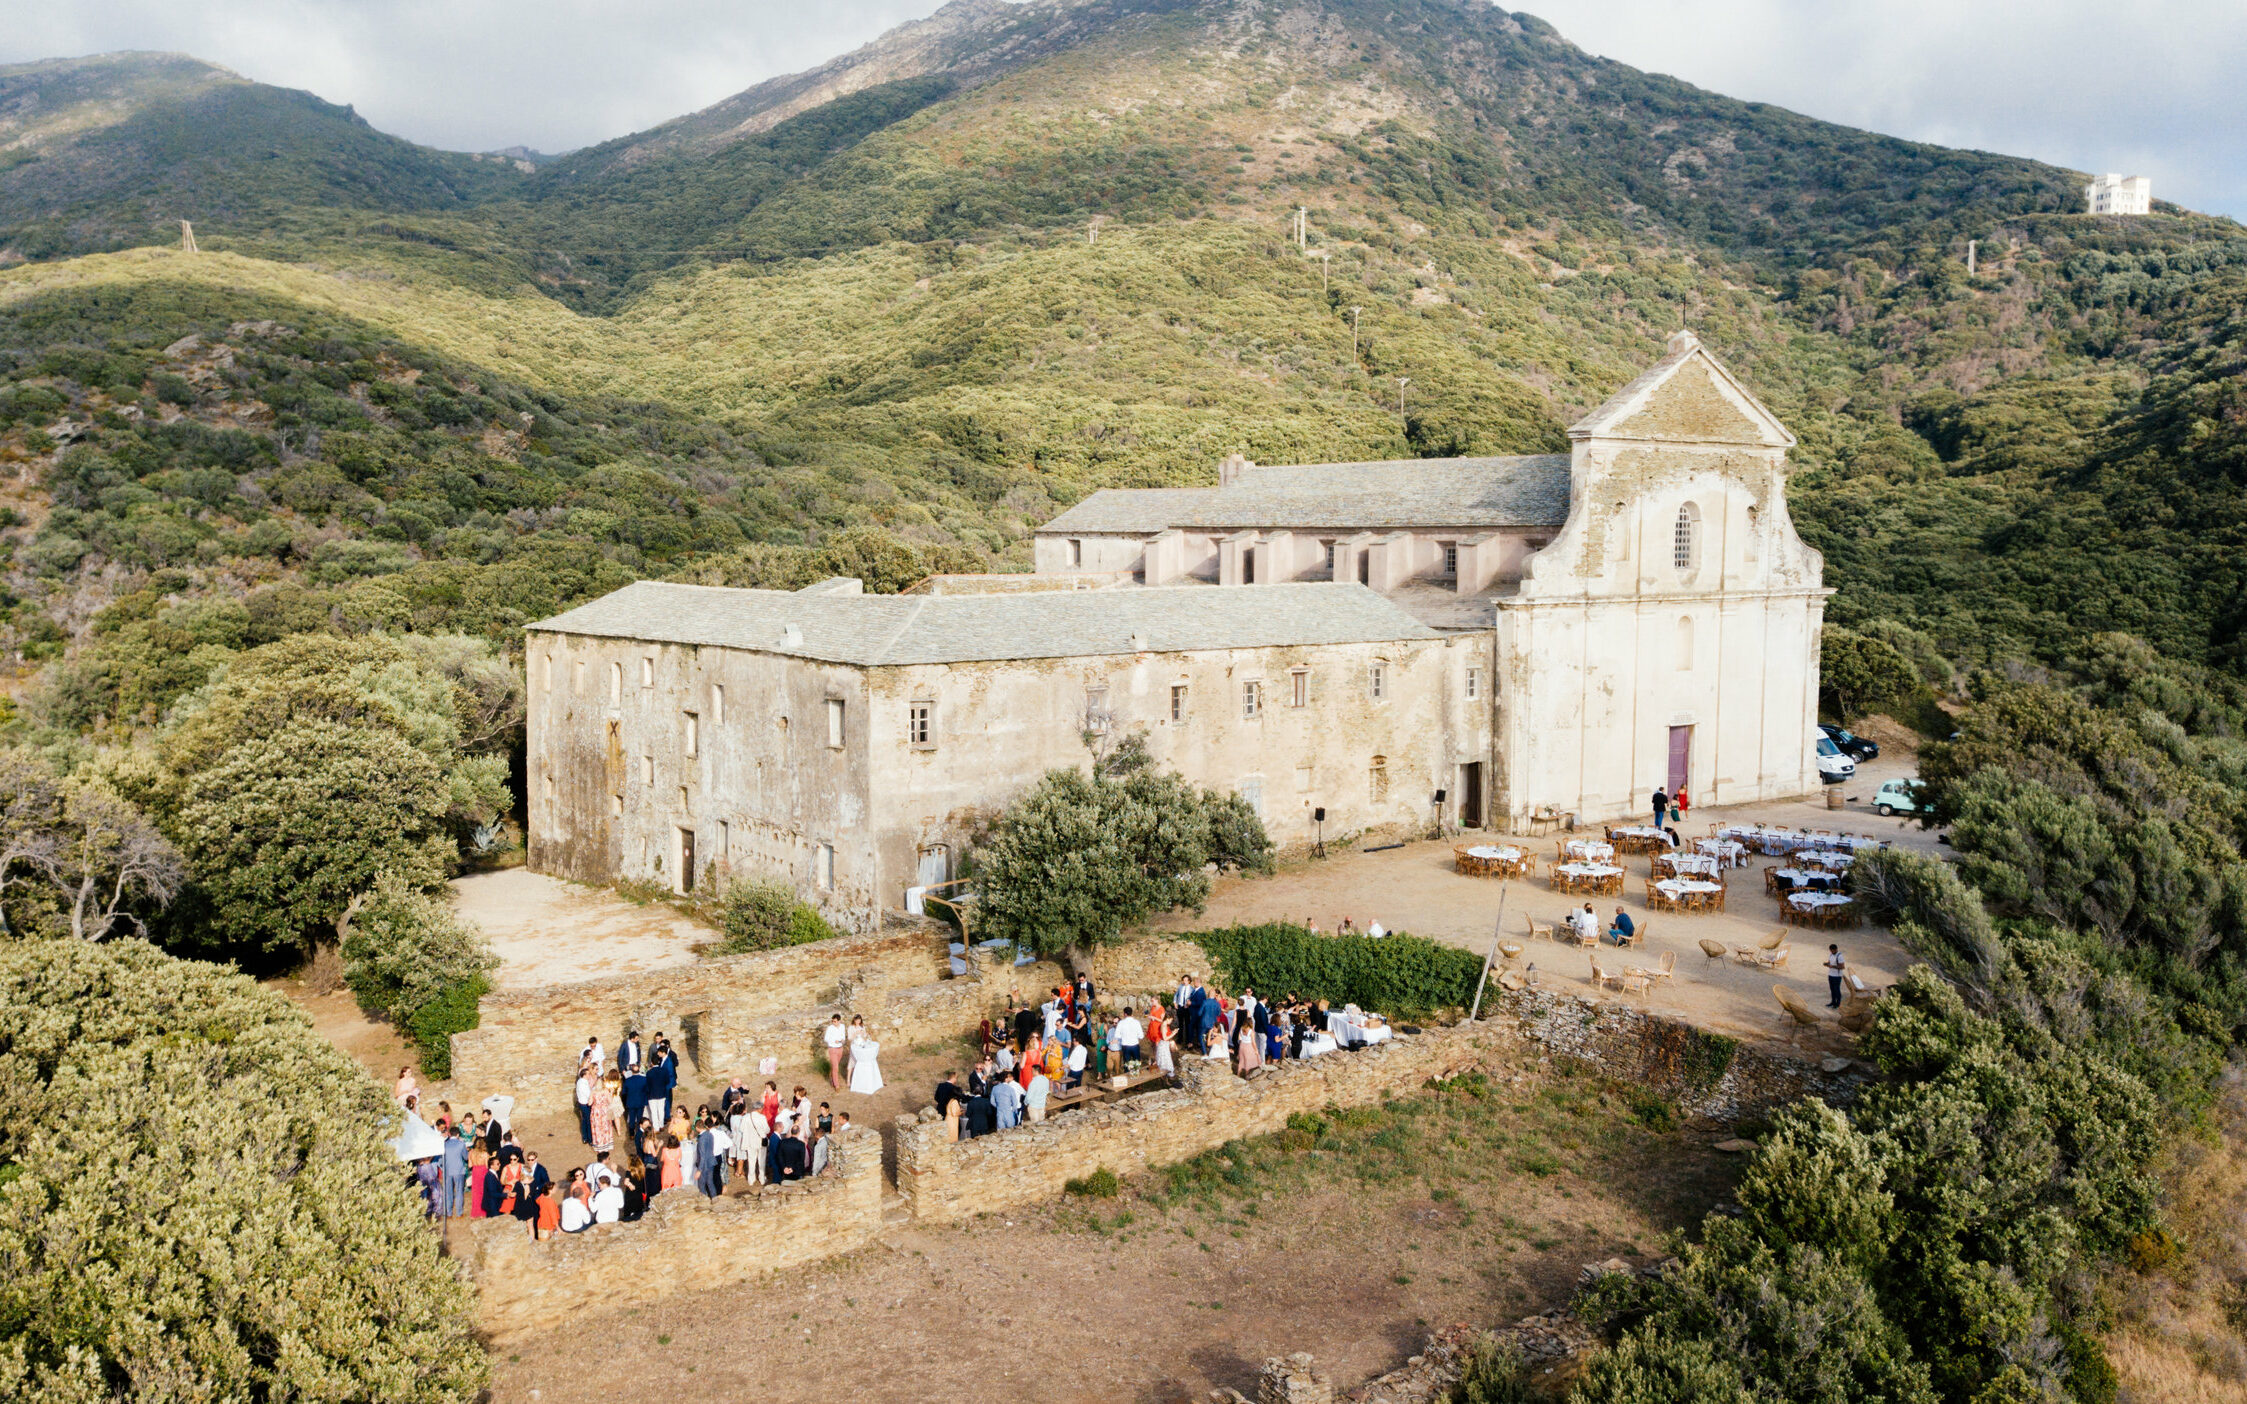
xmin=449 ymin=927 xmax=948 ymax=1115
xmin=895 ymin=1021 xmax=1519 ymax=1225
xmin=895 ymin=990 xmax=1859 ymax=1227
xmin=460 ymin=1128 xmax=883 ymax=1343
xmin=450 ymin=929 xmax=1212 ymax=1118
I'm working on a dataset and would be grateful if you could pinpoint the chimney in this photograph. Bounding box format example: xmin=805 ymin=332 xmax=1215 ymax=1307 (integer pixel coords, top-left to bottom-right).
xmin=780 ymin=623 xmax=803 ymax=647
xmin=1218 ymin=451 xmax=1253 ymax=487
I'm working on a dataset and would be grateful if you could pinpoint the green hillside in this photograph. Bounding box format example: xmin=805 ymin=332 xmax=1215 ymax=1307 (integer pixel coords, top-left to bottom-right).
xmin=0 ymin=0 xmax=2241 ymax=681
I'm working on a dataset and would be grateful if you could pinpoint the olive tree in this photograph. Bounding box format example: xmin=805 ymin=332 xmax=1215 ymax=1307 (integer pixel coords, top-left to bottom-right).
xmin=971 ymin=765 xmax=1272 ymax=966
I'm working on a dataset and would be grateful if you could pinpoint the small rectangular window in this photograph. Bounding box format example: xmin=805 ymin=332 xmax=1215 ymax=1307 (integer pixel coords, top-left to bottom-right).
xmin=1067 ymin=538 xmax=1083 ymax=567
xmin=1466 ymin=667 xmax=1481 ymax=700
xmin=641 ymin=657 xmax=654 ymax=688
xmin=1290 ymin=669 xmax=1308 ymax=708
xmin=1370 ymin=662 xmax=1387 ymax=701
xmin=573 ymin=660 xmax=586 ymax=694
xmin=909 ymin=701 xmax=935 ymax=749
xmin=543 ymin=775 xmax=554 ymax=804
xmin=1085 ymin=687 xmax=1110 ymax=734
xmin=1242 ymin=681 xmax=1262 ymax=720
xmin=678 ymin=785 xmax=689 ymax=810
xmin=543 ymin=654 xmax=555 ymax=690
xmin=816 ymin=843 xmax=835 ymax=891
xmin=825 ymin=698 xmax=845 ymax=749
xmin=610 ymin=661 xmax=623 ymax=704
xmin=1323 ymin=540 xmax=1337 ymax=569
xmin=1442 ymin=542 xmax=1459 ymax=577
xmin=718 ymin=820 xmax=730 ymax=859
xmin=683 ymin=712 xmax=699 ymax=757
xmin=711 ymin=684 xmax=725 ymax=725
xmin=1170 ymin=684 xmax=1187 ymax=723
xmin=642 ymin=755 xmax=654 ymax=786
xmin=611 ymin=793 xmax=623 ymax=818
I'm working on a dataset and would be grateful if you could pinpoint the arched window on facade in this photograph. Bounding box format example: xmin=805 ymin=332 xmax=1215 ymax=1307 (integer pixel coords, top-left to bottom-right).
xmin=1676 ymin=615 xmax=1694 ymax=671
xmin=1672 ymin=502 xmax=1700 ymax=574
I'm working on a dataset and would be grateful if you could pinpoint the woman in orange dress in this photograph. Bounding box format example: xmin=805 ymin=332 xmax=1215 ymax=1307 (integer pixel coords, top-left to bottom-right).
xmin=660 ymin=1134 xmax=683 ymax=1191
xmin=1019 ymin=1033 xmax=1042 ymax=1089
xmin=1147 ymin=1003 xmax=1174 ymax=1076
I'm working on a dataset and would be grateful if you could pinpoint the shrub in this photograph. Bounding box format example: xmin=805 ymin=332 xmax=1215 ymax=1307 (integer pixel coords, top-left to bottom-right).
xmin=1449 ymin=1341 xmax=1538 ymax=1404
xmin=402 ymin=975 xmax=489 ymax=1080
xmin=340 ymin=871 xmax=497 ymax=1022
xmin=1189 ymin=922 xmax=1483 ymax=1018
xmin=0 ymin=940 xmax=485 ymax=1400
xmin=1063 ymin=1166 xmax=1121 ymax=1198
xmin=718 ymin=877 xmax=837 ymax=953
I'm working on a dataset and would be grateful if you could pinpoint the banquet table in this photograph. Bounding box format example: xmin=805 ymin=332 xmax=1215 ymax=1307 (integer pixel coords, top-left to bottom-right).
xmin=1612 ymin=825 xmax=1667 ymax=843
xmin=1788 ymin=892 xmax=1853 ymax=913
xmin=1656 ymin=878 xmax=1723 ymax=901
xmin=1771 ymin=867 xmax=1842 ymax=890
xmin=1801 ymin=849 xmax=1855 ymax=870
xmin=1659 ymin=852 xmax=1721 ymax=877
xmin=1695 ymin=838 xmax=1749 ymax=867
xmin=1557 ymin=861 xmax=1624 ymax=891
xmin=1299 ymin=1032 xmax=1339 ymax=1058
xmin=1466 ymin=844 xmax=1523 ymax=861
xmin=1563 ymin=839 xmax=1616 ymax=862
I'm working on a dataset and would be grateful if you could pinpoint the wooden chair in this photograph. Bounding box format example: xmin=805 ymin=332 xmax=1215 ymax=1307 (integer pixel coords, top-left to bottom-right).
xmin=1623 ymin=920 xmax=1647 ymax=950
xmin=1524 ymin=915 xmax=1557 ymax=943
xmin=1761 ymin=946 xmax=1792 ymax=971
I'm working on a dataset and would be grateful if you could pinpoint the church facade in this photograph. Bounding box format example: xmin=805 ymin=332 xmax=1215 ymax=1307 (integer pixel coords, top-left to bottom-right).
xmin=522 ymin=333 xmax=1827 ymax=929
xmin=1032 ymin=330 xmax=1830 ymax=827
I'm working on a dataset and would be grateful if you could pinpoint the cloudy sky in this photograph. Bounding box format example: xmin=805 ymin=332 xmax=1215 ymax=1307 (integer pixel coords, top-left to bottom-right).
xmin=9 ymin=0 xmax=2243 ymax=218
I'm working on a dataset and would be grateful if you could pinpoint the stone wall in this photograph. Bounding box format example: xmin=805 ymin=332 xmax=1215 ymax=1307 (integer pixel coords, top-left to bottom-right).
xmin=461 ymin=1128 xmax=883 ymax=1343
xmin=448 ymin=926 xmax=946 ymax=1116
xmin=448 ymin=928 xmax=1212 ymax=1118
xmin=895 ymin=990 xmax=1857 ymax=1227
xmin=895 ymin=1021 xmax=1520 ymax=1225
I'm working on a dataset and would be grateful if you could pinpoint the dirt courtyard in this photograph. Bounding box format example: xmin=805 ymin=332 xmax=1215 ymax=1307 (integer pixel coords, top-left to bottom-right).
xmin=1154 ymin=772 xmax=1936 ymax=1052
xmin=451 ymin=869 xmax=708 ymax=990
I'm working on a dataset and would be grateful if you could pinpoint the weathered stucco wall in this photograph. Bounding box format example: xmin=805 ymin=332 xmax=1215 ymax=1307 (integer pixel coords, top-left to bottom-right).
xmin=524 ymin=630 xmax=880 ymax=929
xmin=866 ymin=634 xmax=1488 ymax=898
xmin=462 ymin=1128 xmax=883 ymax=1343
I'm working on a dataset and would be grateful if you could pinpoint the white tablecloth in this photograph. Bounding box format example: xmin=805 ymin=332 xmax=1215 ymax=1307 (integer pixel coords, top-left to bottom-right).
xmin=1359 ymin=1023 xmax=1393 ymax=1045
xmin=1656 ymin=879 xmax=1723 ymax=898
xmin=1801 ymin=850 xmax=1854 ymax=870
xmin=1612 ymin=826 xmax=1666 ymax=841
xmin=1299 ymin=1033 xmax=1339 ymax=1057
xmin=1661 ymin=853 xmax=1720 ymax=877
xmin=1558 ymin=862 xmax=1622 ymax=880
xmin=1789 ymin=892 xmax=1853 ymax=911
xmin=1772 ymin=867 xmax=1842 ymax=887
xmin=1564 ymin=839 xmax=1616 ymax=861
xmin=1695 ymin=838 xmax=1748 ymax=866
xmin=1465 ymin=845 xmax=1522 ymax=861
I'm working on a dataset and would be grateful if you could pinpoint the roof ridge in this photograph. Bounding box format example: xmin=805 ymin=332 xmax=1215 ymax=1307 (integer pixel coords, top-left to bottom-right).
xmin=867 ymin=594 xmax=929 ymax=666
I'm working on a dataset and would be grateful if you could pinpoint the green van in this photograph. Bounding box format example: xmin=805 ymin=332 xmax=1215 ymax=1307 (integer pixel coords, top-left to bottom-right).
xmin=1873 ymin=778 xmax=1930 ymax=817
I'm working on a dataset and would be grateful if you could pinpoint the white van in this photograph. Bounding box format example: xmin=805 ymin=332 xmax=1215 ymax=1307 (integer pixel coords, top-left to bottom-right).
xmin=1815 ymin=734 xmax=1856 ymax=784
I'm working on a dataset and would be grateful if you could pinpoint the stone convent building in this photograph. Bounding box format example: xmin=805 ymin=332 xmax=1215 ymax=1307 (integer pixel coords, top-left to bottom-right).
xmin=525 ymin=332 xmax=1829 ymax=930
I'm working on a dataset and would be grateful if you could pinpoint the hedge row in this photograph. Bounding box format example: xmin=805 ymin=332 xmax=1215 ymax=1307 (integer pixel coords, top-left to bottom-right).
xmin=1186 ymin=922 xmax=1486 ymax=1019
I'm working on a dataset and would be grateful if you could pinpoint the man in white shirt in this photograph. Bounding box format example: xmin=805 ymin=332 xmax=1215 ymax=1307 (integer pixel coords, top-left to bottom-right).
xmin=590 ymin=1182 xmax=623 ymax=1224
xmin=1065 ymin=1040 xmax=1088 ymax=1089
xmin=573 ymin=1070 xmax=594 ymax=1145
xmin=1113 ymin=1010 xmax=1144 ymax=1067
xmin=585 ymin=1151 xmax=620 ymax=1190
xmin=824 ymin=1014 xmax=848 ymax=1089
xmin=584 ymin=1037 xmax=605 ymax=1073
xmin=1042 ymin=996 xmax=1064 ymax=1040
xmin=1025 ymin=1071 xmax=1051 ymax=1121
xmin=1825 ymin=945 xmax=1848 ymax=1009
xmin=559 ymin=1190 xmax=593 ymax=1233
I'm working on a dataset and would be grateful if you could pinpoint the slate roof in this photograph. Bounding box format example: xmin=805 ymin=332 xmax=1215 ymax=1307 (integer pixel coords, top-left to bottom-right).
xmin=529 ymin=580 xmax=1441 ymax=666
xmin=1036 ymin=454 xmax=1571 ymax=535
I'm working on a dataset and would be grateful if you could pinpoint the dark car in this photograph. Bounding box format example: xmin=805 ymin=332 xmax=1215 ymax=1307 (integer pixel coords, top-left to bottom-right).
xmin=1819 ymin=723 xmax=1879 ymax=761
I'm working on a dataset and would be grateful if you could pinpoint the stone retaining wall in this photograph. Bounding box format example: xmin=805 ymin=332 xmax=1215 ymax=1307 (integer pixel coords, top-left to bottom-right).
xmin=460 ymin=1128 xmax=883 ymax=1343
xmin=449 ymin=929 xmax=1211 ymax=1118
xmin=895 ymin=990 xmax=1858 ymax=1227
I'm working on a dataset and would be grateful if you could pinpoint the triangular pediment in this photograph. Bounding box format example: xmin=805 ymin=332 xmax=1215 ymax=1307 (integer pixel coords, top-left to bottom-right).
xmin=1569 ymin=332 xmax=1795 ymax=449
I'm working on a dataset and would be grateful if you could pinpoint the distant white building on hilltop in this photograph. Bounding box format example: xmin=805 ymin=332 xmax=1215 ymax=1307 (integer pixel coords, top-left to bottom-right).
xmin=2086 ymin=173 xmax=2152 ymax=215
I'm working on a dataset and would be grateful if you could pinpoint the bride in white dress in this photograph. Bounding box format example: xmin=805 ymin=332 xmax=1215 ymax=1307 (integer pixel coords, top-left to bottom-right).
xmin=847 ymin=1035 xmax=884 ymax=1094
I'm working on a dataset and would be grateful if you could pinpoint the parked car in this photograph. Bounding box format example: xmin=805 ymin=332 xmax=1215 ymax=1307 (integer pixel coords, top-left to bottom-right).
xmin=1819 ymin=723 xmax=1880 ymax=761
xmin=1873 ymin=778 xmax=1930 ymax=817
xmin=1815 ymin=735 xmax=1855 ymax=784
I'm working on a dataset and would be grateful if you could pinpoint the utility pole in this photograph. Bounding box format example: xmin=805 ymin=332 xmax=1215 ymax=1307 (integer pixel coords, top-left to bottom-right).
xmin=1966 ymin=239 xmax=1976 ymax=275
xmin=1311 ymin=248 xmax=1330 ymax=292
xmin=179 ymin=220 xmax=198 ymax=254
xmin=1296 ymin=206 xmax=1308 ymax=248
xmin=1467 ymin=881 xmax=1512 ymax=1023
xmin=1397 ymin=376 xmax=1410 ymax=416
xmin=1351 ymin=306 xmax=1362 ymax=361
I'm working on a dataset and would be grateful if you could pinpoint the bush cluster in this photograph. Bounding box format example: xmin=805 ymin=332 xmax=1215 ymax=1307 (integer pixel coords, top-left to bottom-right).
xmin=716 ymin=877 xmax=838 ymax=954
xmin=1190 ymin=922 xmax=1484 ymax=1019
xmin=0 ymin=940 xmax=485 ymax=1400
xmin=340 ymin=870 xmax=498 ymax=1079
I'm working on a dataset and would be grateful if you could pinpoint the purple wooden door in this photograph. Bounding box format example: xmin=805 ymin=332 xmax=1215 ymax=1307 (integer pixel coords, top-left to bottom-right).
xmin=1666 ymin=726 xmax=1692 ymax=796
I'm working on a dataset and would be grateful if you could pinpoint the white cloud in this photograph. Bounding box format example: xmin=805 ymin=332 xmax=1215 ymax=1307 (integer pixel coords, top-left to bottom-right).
xmin=4 ymin=0 xmax=2241 ymax=216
